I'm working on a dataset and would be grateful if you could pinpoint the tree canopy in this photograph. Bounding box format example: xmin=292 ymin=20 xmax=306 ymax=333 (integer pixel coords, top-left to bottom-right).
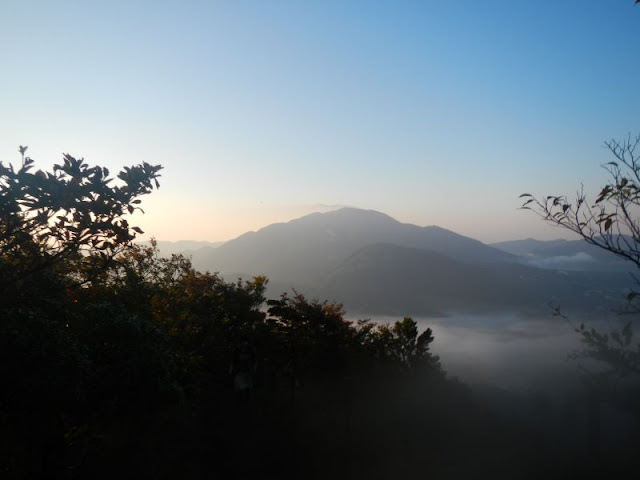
xmin=0 ymin=148 xmax=460 ymax=478
xmin=0 ymin=146 xmax=162 ymax=289
xmin=1 ymin=147 xmax=614 ymax=478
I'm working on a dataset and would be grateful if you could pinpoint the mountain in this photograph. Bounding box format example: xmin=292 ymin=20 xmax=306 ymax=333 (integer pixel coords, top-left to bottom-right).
xmin=317 ymin=243 xmax=628 ymax=316
xmin=318 ymin=243 xmax=504 ymax=315
xmin=190 ymin=207 xmax=515 ymax=287
xmin=491 ymin=238 xmax=630 ymax=272
xmin=183 ymin=207 xmax=629 ymax=315
xmin=144 ymin=240 xmax=225 ymax=257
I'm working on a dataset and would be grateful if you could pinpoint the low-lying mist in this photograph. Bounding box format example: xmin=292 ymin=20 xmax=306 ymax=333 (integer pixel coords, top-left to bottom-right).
xmin=356 ymin=311 xmax=639 ymax=467
xmin=358 ymin=312 xmax=615 ymax=393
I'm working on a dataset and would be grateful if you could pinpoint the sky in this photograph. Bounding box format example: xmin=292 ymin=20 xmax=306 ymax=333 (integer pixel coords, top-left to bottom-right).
xmin=1 ymin=1 xmax=639 ymax=243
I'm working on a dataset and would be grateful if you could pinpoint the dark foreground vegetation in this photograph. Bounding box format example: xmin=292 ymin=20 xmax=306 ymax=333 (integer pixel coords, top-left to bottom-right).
xmin=1 ymin=148 xmax=639 ymax=479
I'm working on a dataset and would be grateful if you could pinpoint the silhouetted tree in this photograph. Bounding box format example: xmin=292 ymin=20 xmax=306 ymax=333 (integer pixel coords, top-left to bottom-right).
xmin=521 ymin=134 xmax=640 ymax=377
xmin=0 ymin=146 xmax=161 ymax=291
xmin=0 ymin=148 xmax=162 ymax=478
xmin=0 ymin=145 xmax=562 ymax=478
xmin=371 ymin=317 xmax=441 ymax=374
xmin=521 ymin=134 xmax=640 ymax=473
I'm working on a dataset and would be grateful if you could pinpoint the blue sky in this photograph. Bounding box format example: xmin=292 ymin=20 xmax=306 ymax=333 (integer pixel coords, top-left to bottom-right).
xmin=1 ymin=1 xmax=638 ymax=242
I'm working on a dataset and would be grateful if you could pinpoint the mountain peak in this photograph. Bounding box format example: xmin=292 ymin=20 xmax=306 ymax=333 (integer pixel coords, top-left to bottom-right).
xmin=190 ymin=206 xmax=515 ymax=285
xmin=293 ymin=207 xmax=399 ymax=226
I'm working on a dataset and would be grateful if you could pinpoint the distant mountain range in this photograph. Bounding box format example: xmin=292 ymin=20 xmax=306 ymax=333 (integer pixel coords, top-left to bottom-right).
xmin=491 ymin=238 xmax=630 ymax=272
xmin=150 ymin=240 xmax=225 ymax=257
xmin=188 ymin=208 xmax=514 ymax=286
xmin=154 ymin=208 xmax=634 ymax=316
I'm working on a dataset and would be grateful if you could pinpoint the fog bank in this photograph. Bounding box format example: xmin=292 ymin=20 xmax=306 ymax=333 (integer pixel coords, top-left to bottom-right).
xmin=359 ymin=312 xmax=600 ymax=394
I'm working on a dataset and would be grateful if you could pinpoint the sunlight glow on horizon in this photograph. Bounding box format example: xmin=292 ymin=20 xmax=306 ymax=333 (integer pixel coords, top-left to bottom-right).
xmin=132 ymin=200 xmax=581 ymax=245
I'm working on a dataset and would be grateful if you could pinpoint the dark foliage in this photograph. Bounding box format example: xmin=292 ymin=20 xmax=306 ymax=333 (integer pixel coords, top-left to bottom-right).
xmin=2 ymin=149 xmax=631 ymax=479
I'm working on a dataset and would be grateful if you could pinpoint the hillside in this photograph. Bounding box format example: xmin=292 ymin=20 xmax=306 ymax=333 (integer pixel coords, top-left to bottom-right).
xmin=179 ymin=208 xmax=629 ymax=315
xmin=190 ymin=207 xmax=515 ymax=284
xmin=318 ymin=243 xmax=628 ymax=316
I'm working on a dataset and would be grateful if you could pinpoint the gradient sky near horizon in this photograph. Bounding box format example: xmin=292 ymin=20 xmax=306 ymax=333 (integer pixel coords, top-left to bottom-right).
xmin=1 ymin=1 xmax=639 ymax=243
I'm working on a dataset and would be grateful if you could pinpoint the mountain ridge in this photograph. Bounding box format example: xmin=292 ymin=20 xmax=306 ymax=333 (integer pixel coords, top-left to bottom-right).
xmin=190 ymin=207 xmax=516 ymax=281
xmin=156 ymin=208 xmax=630 ymax=315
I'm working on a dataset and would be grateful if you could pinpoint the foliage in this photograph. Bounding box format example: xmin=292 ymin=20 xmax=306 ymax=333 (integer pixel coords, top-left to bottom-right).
xmin=266 ymin=292 xmax=356 ymax=374
xmin=0 ymin=146 xmax=162 ymax=289
xmin=520 ymin=135 xmax=640 ymax=271
xmin=0 ymin=148 xmax=164 ymax=476
xmin=266 ymin=292 xmax=442 ymax=382
xmin=570 ymin=320 xmax=640 ymax=377
xmin=0 ymin=147 xmax=557 ymax=478
xmin=372 ymin=316 xmax=440 ymax=373
xmin=522 ymin=135 xmax=640 ymax=381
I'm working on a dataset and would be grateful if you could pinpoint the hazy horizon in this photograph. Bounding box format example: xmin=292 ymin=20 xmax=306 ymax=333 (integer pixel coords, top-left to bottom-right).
xmin=148 ymin=205 xmax=584 ymax=244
